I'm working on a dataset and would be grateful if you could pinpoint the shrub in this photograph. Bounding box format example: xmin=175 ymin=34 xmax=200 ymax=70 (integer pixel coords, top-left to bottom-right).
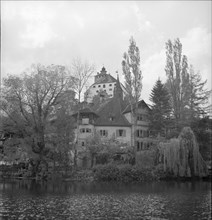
xmin=92 ymin=163 xmax=158 ymax=182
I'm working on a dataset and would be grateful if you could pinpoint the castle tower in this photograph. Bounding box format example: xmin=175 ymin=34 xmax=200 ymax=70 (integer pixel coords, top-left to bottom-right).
xmin=114 ymin=75 xmax=123 ymax=100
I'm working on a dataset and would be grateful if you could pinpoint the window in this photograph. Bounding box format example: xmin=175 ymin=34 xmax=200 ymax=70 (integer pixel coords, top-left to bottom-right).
xmin=116 ymin=129 xmax=126 ymax=137
xmin=136 ymin=130 xmax=143 ymax=137
xmin=137 ymin=141 xmax=143 ymax=151
xmin=137 ymin=114 xmax=143 ymax=121
xmin=109 ymin=116 xmax=114 ymax=121
xmin=93 ymin=86 xmax=96 ymax=88
xmin=82 ymin=141 xmax=85 ymax=146
xmin=98 ymin=85 xmax=101 ymax=87
xmin=100 ymin=130 xmax=108 ymax=137
xmin=137 ymin=141 xmax=140 ymax=151
xmin=137 ymin=114 xmax=148 ymax=121
xmin=109 ymin=88 xmax=112 ymax=91
xmin=96 ymin=90 xmax=99 ymax=93
xmin=80 ymin=128 xmax=85 ymax=133
xmin=103 ymin=84 xmax=106 ymax=88
xmin=86 ymin=128 xmax=91 ymax=133
xmin=109 ymin=84 xmax=112 ymax=86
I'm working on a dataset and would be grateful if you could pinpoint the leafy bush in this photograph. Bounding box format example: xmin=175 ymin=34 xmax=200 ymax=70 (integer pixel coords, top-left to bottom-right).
xmin=92 ymin=163 xmax=158 ymax=182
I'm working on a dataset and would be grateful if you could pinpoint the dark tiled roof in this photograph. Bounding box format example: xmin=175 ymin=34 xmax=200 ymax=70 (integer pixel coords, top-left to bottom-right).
xmin=122 ymin=100 xmax=151 ymax=114
xmin=95 ymin=95 xmax=131 ymax=127
xmin=93 ymin=74 xmax=117 ymax=85
xmin=72 ymin=107 xmax=99 ymax=117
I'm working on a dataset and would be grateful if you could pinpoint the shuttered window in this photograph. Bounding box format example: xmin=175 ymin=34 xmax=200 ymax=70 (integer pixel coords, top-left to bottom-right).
xmin=80 ymin=128 xmax=85 ymax=133
xmin=116 ymin=129 xmax=126 ymax=137
xmin=100 ymin=130 xmax=108 ymax=137
xmin=136 ymin=130 xmax=143 ymax=137
xmin=137 ymin=141 xmax=143 ymax=151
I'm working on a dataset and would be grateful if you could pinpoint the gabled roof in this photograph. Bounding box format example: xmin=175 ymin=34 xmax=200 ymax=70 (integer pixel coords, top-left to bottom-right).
xmin=95 ymin=81 xmax=130 ymax=127
xmin=95 ymin=98 xmax=130 ymax=127
xmin=93 ymin=74 xmax=117 ymax=85
xmin=72 ymin=107 xmax=99 ymax=117
xmin=122 ymin=100 xmax=151 ymax=114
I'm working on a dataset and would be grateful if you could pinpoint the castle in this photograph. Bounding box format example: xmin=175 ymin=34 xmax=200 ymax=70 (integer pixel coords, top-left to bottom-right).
xmin=73 ymin=67 xmax=152 ymax=165
xmin=84 ymin=67 xmax=126 ymax=103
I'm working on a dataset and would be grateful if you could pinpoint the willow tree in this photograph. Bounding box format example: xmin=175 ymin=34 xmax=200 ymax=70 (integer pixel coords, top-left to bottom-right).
xmin=1 ymin=64 xmax=75 ymax=175
xmin=158 ymin=127 xmax=208 ymax=177
xmin=122 ymin=37 xmax=143 ymax=147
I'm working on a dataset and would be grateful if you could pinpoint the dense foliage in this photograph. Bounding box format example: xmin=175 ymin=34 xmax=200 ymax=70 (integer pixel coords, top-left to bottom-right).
xmin=0 ymin=64 xmax=76 ymax=177
xmin=165 ymin=38 xmax=210 ymax=131
xmin=149 ymin=79 xmax=171 ymax=136
xmin=93 ymin=164 xmax=158 ymax=182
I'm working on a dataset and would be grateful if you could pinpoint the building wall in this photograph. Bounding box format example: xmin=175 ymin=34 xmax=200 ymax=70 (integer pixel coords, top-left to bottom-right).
xmin=85 ymin=82 xmax=116 ymax=103
xmin=78 ymin=124 xmax=94 ymax=139
xmin=123 ymin=107 xmax=149 ymax=125
xmin=85 ymin=82 xmax=126 ymax=103
xmin=95 ymin=126 xmax=131 ymax=145
xmin=123 ymin=107 xmax=150 ymax=147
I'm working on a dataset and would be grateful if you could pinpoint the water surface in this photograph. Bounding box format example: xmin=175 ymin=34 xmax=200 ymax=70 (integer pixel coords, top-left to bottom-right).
xmin=0 ymin=180 xmax=211 ymax=219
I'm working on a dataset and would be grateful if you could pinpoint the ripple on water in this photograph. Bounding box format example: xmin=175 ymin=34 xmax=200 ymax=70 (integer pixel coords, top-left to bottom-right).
xmin=0 ymin=181 xmax=211 ymax=220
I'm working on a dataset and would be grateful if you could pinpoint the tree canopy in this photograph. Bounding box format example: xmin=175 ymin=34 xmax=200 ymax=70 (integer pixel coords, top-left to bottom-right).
xmin=149 ymin=79 xmax=171 ymax=136
xmin=122 ymin=37 xmax=142 ymax=106
xmin=1 ymin=64 xmax=76 ymax=162
xmin=165 ymin=38 xmax=210 ymax=130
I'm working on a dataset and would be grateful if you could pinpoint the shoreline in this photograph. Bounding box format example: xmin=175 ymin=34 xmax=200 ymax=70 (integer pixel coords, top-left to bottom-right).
xmin=0 ymin=175 xmax=211 ymax=183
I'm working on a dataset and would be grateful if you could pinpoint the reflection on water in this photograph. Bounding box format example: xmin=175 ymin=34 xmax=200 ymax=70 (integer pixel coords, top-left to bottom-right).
xmin=0 ymin=180 xmax=211 ymax=219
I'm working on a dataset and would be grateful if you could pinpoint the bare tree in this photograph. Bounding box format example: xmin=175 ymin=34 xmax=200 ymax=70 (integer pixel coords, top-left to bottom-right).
xmin=1 ymin=64 xmax=75 ymax=175
xmin=69 ymin=58 xmax=95 ymax=167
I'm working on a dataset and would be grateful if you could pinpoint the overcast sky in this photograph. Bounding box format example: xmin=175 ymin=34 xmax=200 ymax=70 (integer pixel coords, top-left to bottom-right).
xmin=1 ymin=1 xmax=211 ymax=104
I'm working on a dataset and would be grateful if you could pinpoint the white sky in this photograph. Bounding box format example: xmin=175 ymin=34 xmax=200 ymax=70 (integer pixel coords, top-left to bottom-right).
xmin=1 ymin=1 xmax=211 ymax=104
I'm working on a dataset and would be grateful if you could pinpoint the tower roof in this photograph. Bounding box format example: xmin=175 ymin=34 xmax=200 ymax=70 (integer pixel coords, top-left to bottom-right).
xmin=113 ymin=75 xmax=123 ymax=100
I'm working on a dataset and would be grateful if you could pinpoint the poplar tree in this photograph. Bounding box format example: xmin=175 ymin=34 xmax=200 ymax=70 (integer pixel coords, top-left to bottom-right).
xmin=122 ymin=36 xmax=143 ymax=146
xmin=165 ymin=38 xmax=210 ymax=130
xmin=165 ymin=38 xmax=190 ymax=130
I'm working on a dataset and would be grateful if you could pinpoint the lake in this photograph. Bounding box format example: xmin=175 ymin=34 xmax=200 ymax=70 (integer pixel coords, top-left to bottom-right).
xmin=0 ymin=179 xmax=211 ymax=219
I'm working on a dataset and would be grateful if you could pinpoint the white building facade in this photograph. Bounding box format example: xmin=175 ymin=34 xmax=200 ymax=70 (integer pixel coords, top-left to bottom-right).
xmin=84 ymin=67 xmax=126 ymax=103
